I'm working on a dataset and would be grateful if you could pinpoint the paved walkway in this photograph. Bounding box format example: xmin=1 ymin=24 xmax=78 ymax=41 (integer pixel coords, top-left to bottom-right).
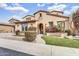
xmin=34 ymin=34 xmax=45 ymax=44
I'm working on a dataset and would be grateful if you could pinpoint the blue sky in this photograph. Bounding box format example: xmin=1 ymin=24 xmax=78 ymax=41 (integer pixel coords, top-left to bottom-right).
xmin=0 ymin=3 xmax=79 ymax=22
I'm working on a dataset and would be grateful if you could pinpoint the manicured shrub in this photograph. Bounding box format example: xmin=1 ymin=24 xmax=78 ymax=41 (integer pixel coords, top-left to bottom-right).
xmin=27 ymin=27 xmax=36 ymax=31
xmin=65 ymin=30 xmax=71 ymax=35
xmin=15 ymin=30 xmax=20 ymax=35
xmin=46 ymin=26 xmax=58 ymax=33
xmin=23 ymin=31 xmax=36 ymax=42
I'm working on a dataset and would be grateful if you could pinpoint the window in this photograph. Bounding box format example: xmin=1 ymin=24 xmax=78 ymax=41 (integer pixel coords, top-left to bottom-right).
xmin=49 ymin=22 xmax=53 ymax=27
xmin=40 ymin=13 xmax=42 ymax=17
xmin=57 ymin=21 xmax=65 ymax=31
xmin=22 ymin=25 xmax=24 ymax=31
xmin=25 ymin=26 xmax=27 ymax=31
xmin=21 ymin=24 xmax=28 ymax=31
xmin=39 ymin=13 xmax=43 ymax=20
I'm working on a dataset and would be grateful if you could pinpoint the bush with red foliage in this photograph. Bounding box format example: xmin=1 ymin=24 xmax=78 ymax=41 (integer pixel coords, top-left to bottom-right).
xmin=46 ymin=26 xmax=58 ymax=33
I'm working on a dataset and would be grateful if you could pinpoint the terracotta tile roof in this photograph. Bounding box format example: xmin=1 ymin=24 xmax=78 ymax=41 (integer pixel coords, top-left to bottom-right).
xmin=47 ymin=13 xmax=69 ymax=18
xmin=22 ymin=15 xmax=34 ymax=19
xmin=34 ymin=10 xmax=50 ymax=15
xmin=8 ymin=18 xmax=20 ymax=22
xmin=14 ymin=20 xmax=36 ymax=24
xmin=50 ymin=10 xmax=64 ymax=14
xmin=33 ymin=10 xmax=69 ymax=18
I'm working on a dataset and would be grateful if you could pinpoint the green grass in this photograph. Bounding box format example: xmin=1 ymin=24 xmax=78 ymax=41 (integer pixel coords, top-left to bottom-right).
xmin=42 ymin=36 xmax=79 ymax=48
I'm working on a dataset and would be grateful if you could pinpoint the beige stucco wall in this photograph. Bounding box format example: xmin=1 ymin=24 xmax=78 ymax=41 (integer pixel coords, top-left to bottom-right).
xmin=15 ymin=24 xmax=22 ymax=31
xmin=28 ymin=22 xmax=36 ymax=28
xmin=34 ymin=12 xmax=69 ymax=30
xmin=15 ymin=11 xmax=69 ymax=34
xmin=32 ymin=12 xmax=69 ymax=34
xmin=31 ymin=16 xmax=35 ymax=20
xmin=15 ymin=22 xmax=36 ymax=32
xmin=0 ymin=25 xmax=14 ymax=32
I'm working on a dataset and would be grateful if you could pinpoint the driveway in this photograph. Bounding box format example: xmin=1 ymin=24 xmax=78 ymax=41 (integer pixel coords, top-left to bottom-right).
xmin=0 ymin=33 xmax=24 ymax=41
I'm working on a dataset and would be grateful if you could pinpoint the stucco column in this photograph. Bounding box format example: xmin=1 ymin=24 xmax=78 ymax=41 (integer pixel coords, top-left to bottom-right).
xmin=36 ymin=22 xmax=39 ymax=34
xmin=36 ymin=27 xmax=39 ymax=34
xmin=43 ymin=24 xmax=46 ymax=34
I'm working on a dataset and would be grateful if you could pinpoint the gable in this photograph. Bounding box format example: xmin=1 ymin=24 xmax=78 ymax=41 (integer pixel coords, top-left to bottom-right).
xmin=8 ymin=18 xmax=20 ymax=23
xmin=22 ymin=15 xmax=33 ymax=19
xmin=34 ymin=10 xmax=49 ymax=15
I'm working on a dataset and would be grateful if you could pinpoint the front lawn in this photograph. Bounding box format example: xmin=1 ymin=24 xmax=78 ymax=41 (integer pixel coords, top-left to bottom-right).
xmin=42 ymin=36 xmax=79 ymax=48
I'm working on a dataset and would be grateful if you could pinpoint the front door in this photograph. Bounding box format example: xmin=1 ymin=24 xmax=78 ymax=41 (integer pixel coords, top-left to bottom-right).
xmin=38 ymin=23 xmax=43 ymax=34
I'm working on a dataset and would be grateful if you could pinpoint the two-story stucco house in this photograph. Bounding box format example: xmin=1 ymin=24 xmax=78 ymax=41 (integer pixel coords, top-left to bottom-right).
xmin=14 ymin=10 xmax=69 ymax=34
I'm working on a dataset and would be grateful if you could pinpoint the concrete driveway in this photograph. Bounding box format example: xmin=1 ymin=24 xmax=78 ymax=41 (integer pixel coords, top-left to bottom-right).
xmin=0 ymin=33 xmax=23 ymax=41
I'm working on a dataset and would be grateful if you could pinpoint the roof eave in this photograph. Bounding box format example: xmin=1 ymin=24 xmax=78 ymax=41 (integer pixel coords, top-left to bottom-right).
xmin=47 ymin=14 xmax=69 ymax=18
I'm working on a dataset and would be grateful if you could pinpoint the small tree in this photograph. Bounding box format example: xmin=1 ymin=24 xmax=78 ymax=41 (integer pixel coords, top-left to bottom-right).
xmin=23 ymin=31 xmax=36 ymax=42
xmin=72 ymin=8 xmax=79 ymax=34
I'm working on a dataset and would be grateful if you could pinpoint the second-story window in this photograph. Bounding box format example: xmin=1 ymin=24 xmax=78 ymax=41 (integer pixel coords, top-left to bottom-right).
xmin=39 ymin=13 xmax=42 ymax=20
xmin=40 ymin=13 xmax=42 ymax=17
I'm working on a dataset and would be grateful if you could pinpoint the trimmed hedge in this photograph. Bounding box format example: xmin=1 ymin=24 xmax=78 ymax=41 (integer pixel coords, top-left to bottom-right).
xmin=23 ymin=31 xmax=36 ymax=42
xmin=27 ymin=27 xmax=36 ymax=31
xmin=15 ymin=30 xmax=20 ymax=35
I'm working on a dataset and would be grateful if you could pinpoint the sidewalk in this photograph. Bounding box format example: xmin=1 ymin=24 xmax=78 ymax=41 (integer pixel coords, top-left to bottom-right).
xmin=0 ymin=38 xmax=79 ymax=56
xmin=0 ymin=38 xmax=51 ymax=56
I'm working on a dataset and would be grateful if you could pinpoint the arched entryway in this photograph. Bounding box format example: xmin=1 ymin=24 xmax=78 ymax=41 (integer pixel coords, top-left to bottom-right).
xmin=38 ymin=23 xmax=43 ymax=34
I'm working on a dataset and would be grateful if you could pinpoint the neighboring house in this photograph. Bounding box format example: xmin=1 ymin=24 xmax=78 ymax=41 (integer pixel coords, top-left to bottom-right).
xmin=0 ymin=23 xmax=15 ymax=33
xmin=0 ymin=18 xmax=19 ymax=33
xmin=8 ymin=18 xmax=20 ymax=24
xmin=14 ymin=10 xmax=69 ymax=34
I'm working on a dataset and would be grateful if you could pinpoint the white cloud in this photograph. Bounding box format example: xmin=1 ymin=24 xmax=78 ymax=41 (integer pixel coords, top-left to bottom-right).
xmin=11 ymin=15 xmax=22 ymax=20
xmin=5 ymin=6 xmax=29 ymax=12
xmin=11 ymin=3 xmax=21 ymax=7
xmin=0 ymin=3 xmax=29 ymax=13
xmin=64 ymin=6 xmax=79 ymax=16
xmin=71 ymin=6 xmax=79 ymax=12
xmin=47 ymin=4 xmax=79 ymax=16
xmin=64 ymin=10 xmax=71 ymax=16
xmin=11 ymin=15 xmax=19 ymax=18
xmin=47 ymin=4 xmax=67 ymax=11
xmin=0 ymin=3 xmax=8 ymax=8
xmin=37 ymin=3 xmax=45 ymax=7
